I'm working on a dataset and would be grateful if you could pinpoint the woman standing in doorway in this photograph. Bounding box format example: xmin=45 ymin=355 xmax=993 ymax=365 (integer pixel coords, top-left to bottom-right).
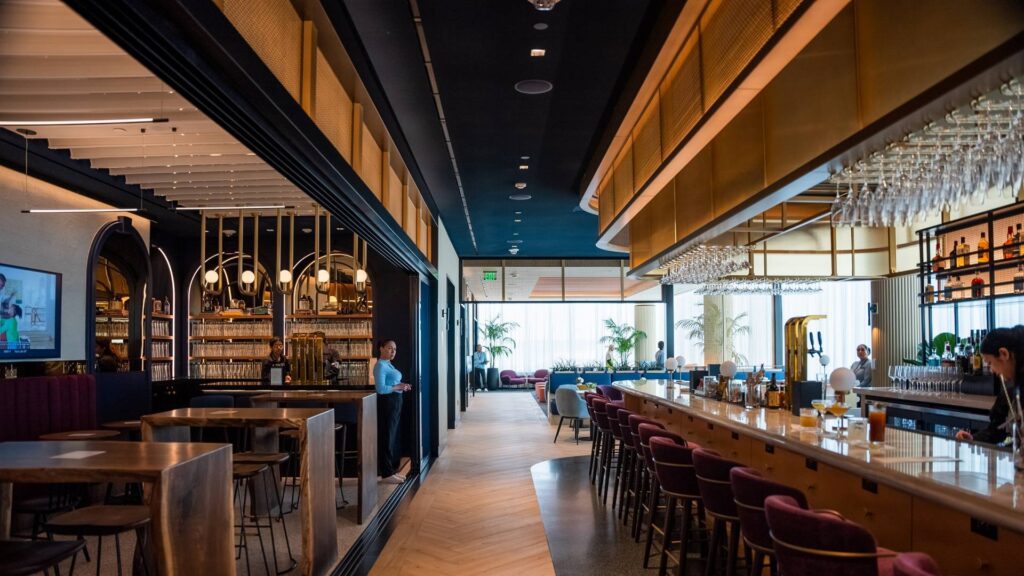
xmin=374 ymin=339 xmax=412 ymax=484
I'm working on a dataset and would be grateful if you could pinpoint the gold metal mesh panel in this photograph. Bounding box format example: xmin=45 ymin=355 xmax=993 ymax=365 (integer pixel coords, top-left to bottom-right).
xmin=404 ymin=183 xmax=418 ymax=240
xmin=222 ymin=0 xmax=301 ymax=100
xmin=387 ymin=166 xmax=403 ymax=221
xmin=314 ymin=49 xmax=355 ymax=162
xmin=700 ymin=0 xmax=773 ymax=107
xmin=612 ymin=141 xmax=634 ymax=214
xmin=418 ymin=211 xmax=429 ymax=254
xmin=361 ymin=126 xmax=382 ymax=198
xmin=773 ymin=0 xmax=805 ymax=28
xmin=659 ymin=33 xmax=702 ymax=158
xmin=632 ymin=94 xmax=662 ymax=191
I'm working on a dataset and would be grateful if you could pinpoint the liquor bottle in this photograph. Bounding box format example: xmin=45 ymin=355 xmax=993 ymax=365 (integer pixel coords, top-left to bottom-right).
xmin=950 ymin=240 xmax=960 ymax=269
xmin=1017 ymin=224 xmax=1023 ymax=257
xmin=925 ymin=277 xmax=935 ymax=303
xmin=766 ymin=374 xmax=780 ymax=409
xmin=971 ymin=274 xmax=985 ymax=298
xmin=1015 ymin=263 xmax=1024 ymax=294
xmin=932 ymin=238 xmax=945 ymax=272
xmin=959 ymin=236 xmax=970 ymax=267
xmin=957 ymin=339 xmax=971 ymax=375
xmin=942 ymin=277 xmax=953 ymax=301
xmin=964 ymin=334 xmax=975 ymax=376
xmin=972 ymin=334 xmax=984 ymax=375
xmin=1005 ymin=226 xmax=1016 ymax=260
xmin=978 ymin=232 xmax=989 ymax=263
xmin=941 ymin=341 xmax=954 ymax=366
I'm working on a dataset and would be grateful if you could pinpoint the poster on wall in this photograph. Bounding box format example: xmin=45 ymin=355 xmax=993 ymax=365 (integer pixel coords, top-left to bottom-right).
xmin=0 ymin=262 xmax=61 ymax=360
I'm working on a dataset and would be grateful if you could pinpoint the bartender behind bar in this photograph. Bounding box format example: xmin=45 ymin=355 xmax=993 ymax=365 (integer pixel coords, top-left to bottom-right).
xmin=956 ymin=326 xmax=1024 ymax=444
xmin=261 ymin=337 xmax=292 ymax=385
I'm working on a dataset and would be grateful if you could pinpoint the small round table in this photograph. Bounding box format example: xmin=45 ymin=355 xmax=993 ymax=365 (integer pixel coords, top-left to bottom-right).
xmin=101 ymin=420 xmax=143 ymax=434
xmin=38 ymin=430 xmax=120 ymax=441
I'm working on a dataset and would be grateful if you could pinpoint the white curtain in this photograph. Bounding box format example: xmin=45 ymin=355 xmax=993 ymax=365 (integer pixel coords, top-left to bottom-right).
xmin=781 ymin=281 xmax=873 ymax=373
xmin=475 ymin=303 xmax=662 ymax=372
xmin=672 ymin=292 xmax=774 ymax=368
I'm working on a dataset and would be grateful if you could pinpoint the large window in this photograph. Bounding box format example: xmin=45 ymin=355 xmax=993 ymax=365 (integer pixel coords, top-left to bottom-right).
xmin=781 ymin=281 xmax=872 ymax=373
xmin=475 ymin=302 xmax=664 ymax=372
xmin=672 ymin=291 xmax=773 ymax=368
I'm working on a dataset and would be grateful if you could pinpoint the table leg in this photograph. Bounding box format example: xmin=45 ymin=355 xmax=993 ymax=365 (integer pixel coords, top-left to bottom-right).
xmin=147 ymin=444 xmax=234 ymax=575
xmin=0 ymin=481 xmax=11 ymax=540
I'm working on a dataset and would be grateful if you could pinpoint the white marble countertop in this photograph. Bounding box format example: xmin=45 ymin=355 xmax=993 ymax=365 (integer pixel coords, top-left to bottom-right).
xmin=614 ymin=380 xmax=1024 ymax=533
xmin=854 ymin=386 xmax=996 ymax=412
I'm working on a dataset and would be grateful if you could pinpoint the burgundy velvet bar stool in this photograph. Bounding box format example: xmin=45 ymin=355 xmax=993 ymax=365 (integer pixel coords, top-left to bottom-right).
xmin=593 ymin=393 xmax=614 ymax=494
xmin=764 ymin=495 xmax=898 ymax=576
xmin=611 ymin=407 xmax=636 ymax=512
xmin=729 ymin=466 xmax=808 ymax=576
xmin=894 ymin=552 xmax=942 ymax=576
xmin=624 ymin=414 xmax=663 ymax=530
xmin=604 ymin=404 xmax=628 ymax=506
xmin=596 ymin=384 xmax=624 ymax=402
xmin=637 ymin=424 xmax=686 ymax=568
xmin=651 ymin=436 xmax=708 ymax=576
xmin=692 ymin=448 xmax=746 ymax=576
xmin=583 ymin=392 xmax=601 ymax=476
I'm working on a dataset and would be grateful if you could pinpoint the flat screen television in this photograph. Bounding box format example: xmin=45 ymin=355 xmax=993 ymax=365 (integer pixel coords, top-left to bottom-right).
xmin=0 ymin=262 xmax=61 ymax=360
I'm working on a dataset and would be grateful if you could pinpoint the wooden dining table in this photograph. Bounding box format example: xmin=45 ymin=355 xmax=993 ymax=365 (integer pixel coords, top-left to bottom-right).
xmin=142 ymin=407 xmax=337 ymax=576
xmin=0 ymin=440 xmax=234 ymax=576
xmin=250 ymin=391 xmax=378 ymax=523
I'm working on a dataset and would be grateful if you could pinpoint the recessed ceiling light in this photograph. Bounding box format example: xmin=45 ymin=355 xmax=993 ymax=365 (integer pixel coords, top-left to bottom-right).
xmin=266 ymin=228 xmax=274 ymax=232
xmin=509 ymin=194 xmax=532 ymax=201
xmin=514 ymin=79 xmax=553 ymax=95
xmin=301 ymin=228 xmax=312 ymax=233
xmin=521 ymin=155 xmax=530 ymax=160
xmin=515 ymin=182 xmax=527 ymax=189
xmin=519 ymin=165 xmax=529 ymax=170
xmin=336 ymin=227 xmax=343 ymax=231
xmin=507 ymin=239 xmax=523 ymax=244
xmin=530 ymin=48 xmax=546 ymax=57
xmin=513 ymin=232 xmax=520 ymax=236
xmin=514 ymin=211 xmax=522 ymax=215
xmin=514 ymin=218 xmax=522 ymax=223
xmin=534 ymin=23 xmax=549 ymax=30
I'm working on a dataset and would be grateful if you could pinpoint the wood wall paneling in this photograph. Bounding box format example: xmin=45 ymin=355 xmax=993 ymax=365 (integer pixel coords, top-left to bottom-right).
xmin=762 ymin=7 xmax=859 ymax=184
xmin=630 ymin=207 xmax=652 ymax=269
xmin=854 ymin=0 xmax=1024 ymax=126
xmin=613 ymin=140 xmax=635 ymax=215
xmin=314 ymin=49 xmax=354 ymax=163
xmin=648 ymin=179 xmax=677 ymax=258
xmin=912 ymin=497 xmax=1024 ymax=576
xmin=674 ymin=146 xmax=714 ymax=241
xmin=658 ymin=32 xmax=703 ymax=158
xmin=387 ymin=166 xmax=404 ymax=222
xmin=710 ymin=95 xmax=765 ymax=218
xmin=361 ymin=126 xmax=382 ymax=199
xmin=598 ymin=174 xmax=614 ymax=232
xmin=869 ymin=274 xmax=921 ymax=385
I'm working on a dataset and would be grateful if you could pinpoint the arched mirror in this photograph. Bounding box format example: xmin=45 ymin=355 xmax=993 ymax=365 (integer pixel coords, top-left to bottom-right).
xmin=292 ymin=252 xmax=374 ymax=315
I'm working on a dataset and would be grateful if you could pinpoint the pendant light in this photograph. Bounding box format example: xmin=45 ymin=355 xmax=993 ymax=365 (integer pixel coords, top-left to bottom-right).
xmin=354 ymin=233 xmax=367 ymax=294
xmin=276 ymin=209 xmax=295 ymax=294
xmin=200 ymin=213 xmax=224 ymax=295
xmin=236 ymin=210 xmax=259 ymax=296
xmin=315 ymin=206 xmax=332 ymax=294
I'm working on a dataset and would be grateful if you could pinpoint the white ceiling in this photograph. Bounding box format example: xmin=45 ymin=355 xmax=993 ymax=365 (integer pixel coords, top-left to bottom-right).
xmin=0 ymin=0 xmax=313 ymax=213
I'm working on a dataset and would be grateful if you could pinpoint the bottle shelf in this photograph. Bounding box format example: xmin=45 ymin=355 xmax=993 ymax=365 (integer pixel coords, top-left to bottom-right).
xmin=190 ymin=314 xmax=272 ymax=320
xmin=190 ymin=356 xmax=266 ymax=361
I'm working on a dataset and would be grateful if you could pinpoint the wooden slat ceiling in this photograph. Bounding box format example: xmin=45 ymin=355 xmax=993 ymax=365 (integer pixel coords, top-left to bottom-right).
xmin=0 ymin=0 xmax=312 ymax=213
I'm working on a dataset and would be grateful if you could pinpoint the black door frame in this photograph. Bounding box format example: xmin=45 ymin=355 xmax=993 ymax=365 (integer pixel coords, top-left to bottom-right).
xmin=446 ymin=277 xmax=456 ymax=429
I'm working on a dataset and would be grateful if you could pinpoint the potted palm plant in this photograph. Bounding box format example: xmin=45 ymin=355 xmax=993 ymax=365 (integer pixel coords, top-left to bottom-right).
xmin=676 ymin=302 xmax=750 ymax=364
xmin=480 ymin=316 xmax=519 ymax=390
xmin=600 ymin=318 xmax=647 ymax=371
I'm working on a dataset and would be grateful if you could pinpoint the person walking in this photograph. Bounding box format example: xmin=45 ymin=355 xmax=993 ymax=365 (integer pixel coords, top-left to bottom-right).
xmin=472 ymin=344 xmax=488 ymax=392
xmin=374 ymin=339 xmax=412 ymax=484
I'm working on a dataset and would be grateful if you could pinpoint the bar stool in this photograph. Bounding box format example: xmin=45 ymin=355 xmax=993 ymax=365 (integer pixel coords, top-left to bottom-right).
xmin=596 ymin=384 xmax=623 ymax=402
xmin=603 ymin=403 xmax=627 ymax=506
xmin=693 ymin=448 xmax=745 ymax=576
xmin=233 ymin=451 xmax=297 ymax=574
xmin=729 ymin=467 xmax=808 ymax=576
xmin=45 ymin=505 xmax=151 ymax=576
xmin=651 ymin=436 xmax=707 ymax=576
xmin=894 ymin=553 xmax=942 ymax=576
xmin=637 ymin=424 xmax=686 ymax=568
xmin=233 ymin=462 xmax=274 ymax=576
xmin=610 ymin=406 xmax=635 ymax=512
xmin=764 ymin=495 xmax=899 ymax=576
xmin=282 ymin=420 xmax=350 ymax=510
xmin=582 ymin=392 xmax=601 ymax=479
xmin=623 ymin=414 xmax=663 ymax=530
xmin=0 ymin=539 xmax=85 ymax=576
xmin=590 ymin=396 xmax=612 ymax=488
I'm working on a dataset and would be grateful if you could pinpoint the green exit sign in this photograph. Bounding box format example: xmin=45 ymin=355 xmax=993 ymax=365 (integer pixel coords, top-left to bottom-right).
xmin=482 ymin=270 xmax=498 ymax=281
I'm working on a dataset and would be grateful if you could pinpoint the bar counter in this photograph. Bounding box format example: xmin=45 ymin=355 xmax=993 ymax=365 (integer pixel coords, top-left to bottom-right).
xmin=614 ymin=380 xmax=1024 ymax=575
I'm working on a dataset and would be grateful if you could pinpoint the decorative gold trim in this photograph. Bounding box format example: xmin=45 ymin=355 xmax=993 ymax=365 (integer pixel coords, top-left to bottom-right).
xmin=770 ymin=531 xmax=897 ymax=559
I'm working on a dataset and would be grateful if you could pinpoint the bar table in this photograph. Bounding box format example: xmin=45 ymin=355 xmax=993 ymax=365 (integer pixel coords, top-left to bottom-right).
xmin=142 ymin=407 xmax=337 ymax=576
xmin=251 ymin=391 xmax=378 ymax=523
xmin=0 ymin=440 xmax=234 ymax=576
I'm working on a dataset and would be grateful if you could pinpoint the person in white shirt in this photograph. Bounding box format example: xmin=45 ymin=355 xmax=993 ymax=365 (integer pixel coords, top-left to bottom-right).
xmin=472 ymin=345 xmax=488 ymax=392
xmin=654 ymin=341 xmax=666 ymax=369
xmin=851 ymin=344 xmax=873 ymax=386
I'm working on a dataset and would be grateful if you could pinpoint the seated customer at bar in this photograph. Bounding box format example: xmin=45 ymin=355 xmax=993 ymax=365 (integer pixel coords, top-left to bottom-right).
xmin=261 ymin=337 xmax=292 ymax=384
xmin=956 ymin=325 xmax=1024 ymax=443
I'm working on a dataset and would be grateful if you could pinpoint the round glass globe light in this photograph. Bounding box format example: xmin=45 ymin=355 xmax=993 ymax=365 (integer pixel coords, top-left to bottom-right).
xmin=675 ymin=355 xmax=685 ymax=367
xmin=278 ymin=270 xmax=293 ymax=284
xmin=241 ymin=270 xmax=255 ymax=284
xmin=355 ymin=269 xmax=368 ymax=283
xmin=665 ymin=358 xmax=677 ymax=372
xmin=819 ymin=354 xmax=831 ymax=367
xmin=720 ymin=360 xmax=738 ymax=378
xmin=204 ymin=270 xmax=219 ymax=284
xmin=317 ymin=269 xmax=330 ymax=283
xmin=829 ymin=366 xmax=856 ymax=392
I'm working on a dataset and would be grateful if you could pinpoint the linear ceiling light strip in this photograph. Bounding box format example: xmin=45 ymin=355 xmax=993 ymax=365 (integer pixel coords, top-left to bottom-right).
xmin=0 ymin=118 xmax=169 ymax=126
xmin=409 ymin=0 xmax=478 ymax=253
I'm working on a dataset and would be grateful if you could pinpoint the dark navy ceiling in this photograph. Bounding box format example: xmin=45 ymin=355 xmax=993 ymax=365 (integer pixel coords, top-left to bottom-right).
xmin=334 ymin=0 xmax=682 ymax=257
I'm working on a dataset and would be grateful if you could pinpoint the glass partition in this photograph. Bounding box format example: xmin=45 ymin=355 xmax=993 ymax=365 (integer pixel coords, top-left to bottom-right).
xmin=462 ymin=259 xmax=662 ymax=303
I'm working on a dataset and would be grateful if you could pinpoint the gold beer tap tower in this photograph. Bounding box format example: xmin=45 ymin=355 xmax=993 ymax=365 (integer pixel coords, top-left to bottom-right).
xmin=289 ymin=331 xmax=326 ymax=385
xmin=784 ymin=315 xmax=826 ymax=410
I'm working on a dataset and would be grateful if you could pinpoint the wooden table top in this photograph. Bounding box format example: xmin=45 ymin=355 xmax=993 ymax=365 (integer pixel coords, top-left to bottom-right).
xmin=102 ymin=420 xmax=144 ymax=431
xmin=251 ymin=391 xmax=375 ymax=403
xmin=143 ymin=407 xmax=333 ymax=428
xmin=0 ymin=441 xmax=229 ymax=482
xmin=38 ymin=430 xmax=120 ymax=441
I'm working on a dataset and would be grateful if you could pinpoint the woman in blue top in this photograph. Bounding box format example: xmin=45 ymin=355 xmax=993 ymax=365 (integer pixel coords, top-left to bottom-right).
xmin=374 ymin=339 xmax=411 ymax=484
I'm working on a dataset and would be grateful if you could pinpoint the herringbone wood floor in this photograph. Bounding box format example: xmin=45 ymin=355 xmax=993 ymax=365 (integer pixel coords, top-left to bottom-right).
xmin=369 ymin=392 xmax=591 ymax=575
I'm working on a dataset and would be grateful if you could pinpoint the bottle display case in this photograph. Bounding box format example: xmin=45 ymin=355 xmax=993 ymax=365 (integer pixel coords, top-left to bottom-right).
xmin=188 ymin=314 xmax=273 ymax=380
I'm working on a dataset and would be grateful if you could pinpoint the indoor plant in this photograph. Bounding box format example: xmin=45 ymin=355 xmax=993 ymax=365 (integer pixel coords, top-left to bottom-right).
xmin=480 ymin=316 xmax=519 ymax=390
xmin=600 ymin=318 xmax=647 ymax=370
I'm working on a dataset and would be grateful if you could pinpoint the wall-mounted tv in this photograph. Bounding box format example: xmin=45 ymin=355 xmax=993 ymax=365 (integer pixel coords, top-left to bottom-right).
xmin=0 ymin=263 xmax=61 ymax=360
